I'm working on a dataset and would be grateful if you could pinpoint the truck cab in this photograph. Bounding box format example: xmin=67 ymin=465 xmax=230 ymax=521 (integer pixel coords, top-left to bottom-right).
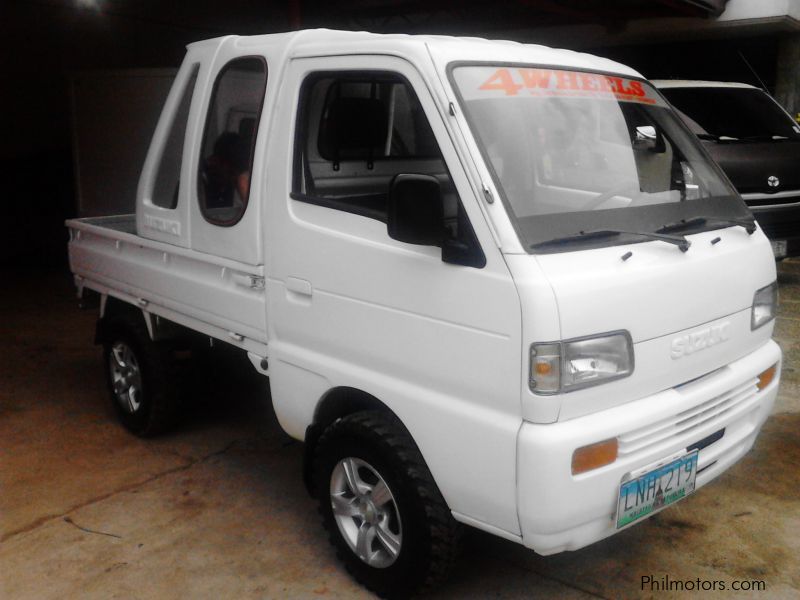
xmin=67 ymin=30 xmax=781 ymax=597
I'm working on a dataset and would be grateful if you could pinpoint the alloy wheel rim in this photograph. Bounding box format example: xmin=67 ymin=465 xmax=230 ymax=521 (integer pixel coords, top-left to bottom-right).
xmin=109 ymin=341 xmax=143 ymax=414
xmin=330 ymin=457 xmax=403 ymax=568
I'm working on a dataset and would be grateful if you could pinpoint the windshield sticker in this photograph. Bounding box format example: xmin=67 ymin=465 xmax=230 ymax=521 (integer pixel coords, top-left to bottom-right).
xmin=461 ymin=67 xmax=664 ymax=106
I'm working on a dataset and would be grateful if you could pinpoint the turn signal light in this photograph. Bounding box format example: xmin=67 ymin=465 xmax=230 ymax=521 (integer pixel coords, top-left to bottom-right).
xmin=571 ymin=438 xmax=619 ymax=475
xmin=535 ymin=362 xmax=552 ymax=376
xmin=757 ymin=364 xmax=778 ymax=391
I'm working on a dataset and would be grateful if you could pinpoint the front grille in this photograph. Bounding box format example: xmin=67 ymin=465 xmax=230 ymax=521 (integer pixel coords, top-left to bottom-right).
xmin=618 ymin=378 xmax=759 ymax=457
xmin=746 ymin=193 xmax=800 ymax=207
xmin=687 ymin=428 xmax=725 ymax=453
xmin=751 ymin=202 xmax=800 ymax=240
xmin=758 ymin=215 xmax=800 ymax=238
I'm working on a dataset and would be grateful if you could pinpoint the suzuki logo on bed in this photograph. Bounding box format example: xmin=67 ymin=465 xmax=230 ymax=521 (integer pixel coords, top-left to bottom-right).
xmin=478 ymin=68 xmax=657 ymax=104
xmin=670 ymin=322 xmax=731 ymax=360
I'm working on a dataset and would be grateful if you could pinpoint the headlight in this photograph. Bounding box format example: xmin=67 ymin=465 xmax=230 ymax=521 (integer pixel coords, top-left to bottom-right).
xmin=530 ymin=331 xmax=634 ymax=394
xmin=751 ymin=281 xmax=778 ymax=330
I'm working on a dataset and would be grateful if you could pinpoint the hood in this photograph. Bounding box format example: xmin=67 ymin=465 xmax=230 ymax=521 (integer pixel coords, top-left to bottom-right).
xmin=702 ymin=139 xmax=800 ymax=197
xmin=532 ymin=227 xmax=774 ymax=343
xmin=509 ymin=226 xmax=777 ymax=422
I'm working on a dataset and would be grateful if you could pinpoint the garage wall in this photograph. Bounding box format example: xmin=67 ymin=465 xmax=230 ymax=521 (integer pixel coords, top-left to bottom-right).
xmin=70 ymin=69 xmax=176 ymax=217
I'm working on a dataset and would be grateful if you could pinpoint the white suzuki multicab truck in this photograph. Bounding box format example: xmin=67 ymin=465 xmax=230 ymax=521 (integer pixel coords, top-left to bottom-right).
xmin=66 ymin=29 xmax=781 ymax=597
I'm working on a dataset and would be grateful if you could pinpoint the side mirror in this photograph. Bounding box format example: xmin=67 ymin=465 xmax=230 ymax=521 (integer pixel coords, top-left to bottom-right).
xmin=387 ymin=174 xmax=444 ymax=246
xmin=442 ymin=238 xmax=486 ymax=268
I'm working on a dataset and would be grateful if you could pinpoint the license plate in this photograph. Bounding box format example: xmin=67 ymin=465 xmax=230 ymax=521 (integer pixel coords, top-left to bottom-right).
xmin=616 ymin=450 xmax=699 ymax=529
xmin=771 ymin=240 xmax=787 ymax=258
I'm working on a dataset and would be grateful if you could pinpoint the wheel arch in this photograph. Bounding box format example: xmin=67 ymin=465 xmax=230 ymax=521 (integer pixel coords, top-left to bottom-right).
xmin=95 ymin=297 xmax=149 ymax=345
xmin=303 ymin=386 xmax=403 ymax=496
xmin=97 ymin=296 xmax=197 ymax=345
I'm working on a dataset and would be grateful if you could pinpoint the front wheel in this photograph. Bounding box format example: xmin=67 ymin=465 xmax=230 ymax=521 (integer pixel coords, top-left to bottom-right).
xmin=313 ymin=411 xmax=461 ymax=598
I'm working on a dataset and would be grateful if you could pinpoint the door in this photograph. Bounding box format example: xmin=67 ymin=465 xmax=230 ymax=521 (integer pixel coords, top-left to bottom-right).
xmin=169 ymin=46 xmax=270 ymax=346
xmin=266 ymin=54 xmax=523 ymax=535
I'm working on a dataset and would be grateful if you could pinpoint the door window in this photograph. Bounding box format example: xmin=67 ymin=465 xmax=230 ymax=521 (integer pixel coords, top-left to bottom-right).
xmin=198 ymin=57 xmax=267 ymax=226
xmin=293 ymin=71 xmax=482 ymax=263
xmin=152 ymin=63 xmax=199 ymax=209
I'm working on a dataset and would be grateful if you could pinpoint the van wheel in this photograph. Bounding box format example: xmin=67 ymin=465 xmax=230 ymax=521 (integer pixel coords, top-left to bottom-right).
xmin=313 ymin=410 xmax=461 ymax=598
xmin=102 ymin=319 xmax=178 ymax=437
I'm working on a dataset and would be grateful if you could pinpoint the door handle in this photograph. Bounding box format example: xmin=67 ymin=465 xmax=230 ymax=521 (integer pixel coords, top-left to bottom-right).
xmin=286 ymin=276 xmax=313 ymax=297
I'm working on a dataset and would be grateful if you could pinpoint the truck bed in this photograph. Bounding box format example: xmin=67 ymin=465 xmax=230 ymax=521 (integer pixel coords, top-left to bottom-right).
xmin=81 ymin=214 xmax=138 ymax=234
xmin=66 ymin=215 xmax=268 ymax=356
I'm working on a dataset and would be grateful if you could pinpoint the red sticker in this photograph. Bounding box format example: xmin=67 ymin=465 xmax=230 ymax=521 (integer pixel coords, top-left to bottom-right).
xmin=476 ymin=67 xmax=659 ymax=105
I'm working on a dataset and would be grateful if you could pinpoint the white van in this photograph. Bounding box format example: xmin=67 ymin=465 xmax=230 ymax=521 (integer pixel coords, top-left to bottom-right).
xmin=66 ymin=30 xmax=781 ymax=597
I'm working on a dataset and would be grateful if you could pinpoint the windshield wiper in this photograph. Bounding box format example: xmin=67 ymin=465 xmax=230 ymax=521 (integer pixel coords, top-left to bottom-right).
xmin=656 ymin=215 xmax=756 ymax=235
xmin=531 ymin=229 xmax=690 ymax=252
xmin=739 ymin=134 xmax=790 ymax=142
xmin=696 ymin=133 xmax=739 ymax=142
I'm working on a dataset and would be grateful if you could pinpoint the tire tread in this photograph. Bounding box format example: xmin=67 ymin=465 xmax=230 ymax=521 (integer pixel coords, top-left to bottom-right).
xmin=314 ymin=410 xmax=461 ymax=598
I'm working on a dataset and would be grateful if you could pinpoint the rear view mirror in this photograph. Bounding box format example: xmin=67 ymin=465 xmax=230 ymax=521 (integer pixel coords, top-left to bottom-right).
xmin=387 ymin=174 xmax=444 ymax=246
xmin=633 ymin=125 xmax=666 ymax=153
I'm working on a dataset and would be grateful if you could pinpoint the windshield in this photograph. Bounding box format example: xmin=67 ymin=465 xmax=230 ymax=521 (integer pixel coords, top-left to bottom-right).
xmin=451 ymin=65 xmax=750 ymax=253
xmin=661 ymin=87 xmax=800 ymax=141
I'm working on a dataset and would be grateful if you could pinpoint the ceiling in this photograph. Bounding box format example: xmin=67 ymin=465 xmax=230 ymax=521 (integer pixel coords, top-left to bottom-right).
xmin=1 ymin=0 xmax=728 ymax=73
xmin=0 ymin=0 xmax=735 ymax=160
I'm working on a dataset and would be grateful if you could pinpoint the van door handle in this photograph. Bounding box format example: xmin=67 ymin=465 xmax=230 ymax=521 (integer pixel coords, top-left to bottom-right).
xmin=286 ymin=277 xmax=313 ymax=297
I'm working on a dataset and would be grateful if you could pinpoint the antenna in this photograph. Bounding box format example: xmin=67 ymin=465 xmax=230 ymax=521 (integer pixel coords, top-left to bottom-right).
xmin=738 ymin=50 xmax=769 ymax=93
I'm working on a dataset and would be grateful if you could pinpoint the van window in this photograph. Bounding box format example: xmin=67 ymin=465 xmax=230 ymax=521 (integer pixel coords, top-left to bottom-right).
xmin=661 ymin=87 xmax=800 ymax=141
xmin=152 ymin=63 xmax=199 ymax=209
xmin=293 ymin=71 xmax=482 ymax=262
xmin=198 ymin=57 xmax=267 ymax=226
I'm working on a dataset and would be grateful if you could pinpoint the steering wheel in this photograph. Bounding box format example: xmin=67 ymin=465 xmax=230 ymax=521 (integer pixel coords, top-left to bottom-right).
xmin=582 ymin=181 xmax=641 ymax=210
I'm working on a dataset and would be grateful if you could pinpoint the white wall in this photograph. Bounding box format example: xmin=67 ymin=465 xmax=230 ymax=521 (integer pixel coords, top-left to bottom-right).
xmin=719 ymin=0 xmax=800 ymax=22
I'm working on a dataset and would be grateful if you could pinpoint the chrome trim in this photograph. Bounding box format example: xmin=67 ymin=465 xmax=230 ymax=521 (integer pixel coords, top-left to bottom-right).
xmin=742 ymin=189 xmax=800 ymax=209
xmin=750 ymin=202 xmax=800 ymax=211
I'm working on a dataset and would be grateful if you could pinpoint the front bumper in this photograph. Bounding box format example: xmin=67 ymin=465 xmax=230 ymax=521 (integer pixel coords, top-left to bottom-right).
xmin=517 ymin=339 xmax=781 ymax=555
xmin=747 ymin=196 xmax=800 ymax=257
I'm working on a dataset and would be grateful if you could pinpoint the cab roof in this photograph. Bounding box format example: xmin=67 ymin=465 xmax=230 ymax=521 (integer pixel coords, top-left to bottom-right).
xmin=193 ymin=28 xmax=643 ymax=80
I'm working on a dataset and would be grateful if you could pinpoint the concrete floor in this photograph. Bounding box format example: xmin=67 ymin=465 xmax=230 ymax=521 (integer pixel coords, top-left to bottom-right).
xmin=2 ymin=264 xmax=799 ymax=600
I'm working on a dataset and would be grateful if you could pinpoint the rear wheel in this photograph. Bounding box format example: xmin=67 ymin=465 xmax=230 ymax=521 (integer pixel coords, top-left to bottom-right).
xmin=108 ymin=339 xmax=144 ymax=416
xmin=313 ymin=410 xmax=461 ymax=598
xmin=102 ymin=318 xmax=179 ymax=436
